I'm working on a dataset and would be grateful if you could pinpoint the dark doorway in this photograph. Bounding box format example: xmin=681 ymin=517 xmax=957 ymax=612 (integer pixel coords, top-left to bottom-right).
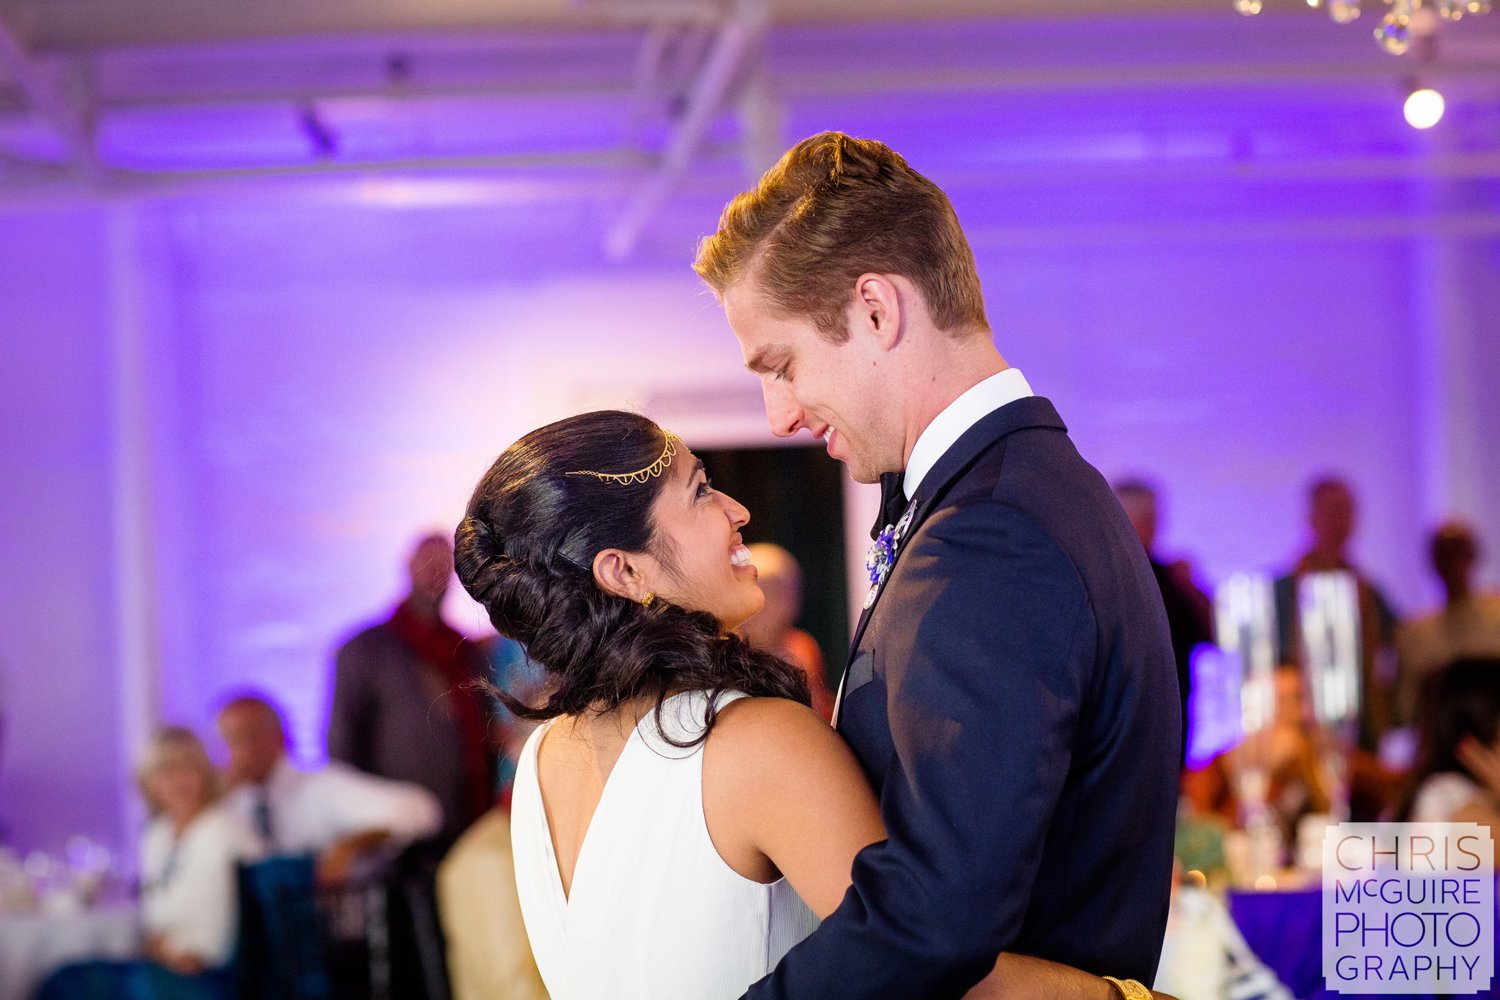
xmin=692 ymin=443 xmax=850 ymax=687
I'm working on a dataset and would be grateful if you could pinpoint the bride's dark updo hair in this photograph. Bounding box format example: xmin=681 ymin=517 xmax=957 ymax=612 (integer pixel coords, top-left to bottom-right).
xmin=454 ymin=410 xmax=810 ymax=744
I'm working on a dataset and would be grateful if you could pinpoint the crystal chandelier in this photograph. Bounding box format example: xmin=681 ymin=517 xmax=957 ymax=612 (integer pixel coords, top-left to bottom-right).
xmin=1234 ymin=0 xmax=1493 ymax=55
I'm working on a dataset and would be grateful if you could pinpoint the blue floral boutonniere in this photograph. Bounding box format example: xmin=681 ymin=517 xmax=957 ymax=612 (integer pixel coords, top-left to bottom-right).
xmin=864 ymin=526 xmax=897 ymax=609
xmin=863 ymin=504 xmax=915 ymax=610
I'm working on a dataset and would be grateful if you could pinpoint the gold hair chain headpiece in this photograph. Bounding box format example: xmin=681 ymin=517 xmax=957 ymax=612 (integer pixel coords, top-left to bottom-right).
xmin=567 ymin=432 xmax=681 ymax=486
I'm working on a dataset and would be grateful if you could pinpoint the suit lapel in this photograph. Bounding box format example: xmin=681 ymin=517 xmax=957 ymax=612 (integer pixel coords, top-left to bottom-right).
xmin=843 ymin=396 xmax=1068 ymax=662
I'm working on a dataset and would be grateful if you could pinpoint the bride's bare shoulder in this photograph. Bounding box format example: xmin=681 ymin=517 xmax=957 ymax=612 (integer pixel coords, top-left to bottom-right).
xmin=710 ymin=696 xmax=839 ymax=754
xmin=702 ymin=695 xmax=884 ymax=912
xmin=704 ymin=695 xmax=864 ymax=795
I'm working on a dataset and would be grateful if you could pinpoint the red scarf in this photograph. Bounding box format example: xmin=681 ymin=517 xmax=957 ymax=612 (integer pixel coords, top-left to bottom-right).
xmin=388 ymin=601 xmax=493 ymax=824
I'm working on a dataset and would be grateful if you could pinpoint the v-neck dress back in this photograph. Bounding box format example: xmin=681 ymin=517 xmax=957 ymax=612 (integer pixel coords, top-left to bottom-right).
xmin=510 ymin=689 xmax=819 ymax=999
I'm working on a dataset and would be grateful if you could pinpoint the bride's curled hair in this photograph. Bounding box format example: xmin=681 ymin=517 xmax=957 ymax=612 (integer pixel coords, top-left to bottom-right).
xmin=454 ymin=410 xmax=810 ymax=744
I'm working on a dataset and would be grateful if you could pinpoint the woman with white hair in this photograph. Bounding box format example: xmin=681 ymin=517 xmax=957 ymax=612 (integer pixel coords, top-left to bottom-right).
xmin=38 ymin=726 xmax=258 ymax=1000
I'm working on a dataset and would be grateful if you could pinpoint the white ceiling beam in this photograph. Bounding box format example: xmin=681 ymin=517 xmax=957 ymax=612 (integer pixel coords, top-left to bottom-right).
xmin=75 ymin=46 xmax=1500 ymax=120
xmin=568 ymin=0 xmax=725 ymax=27
xmin=4 ymin=142 xmax=1500 ymax=205
xmin=0 ymin=15 xmax=95 ymax=173
xmin=923 ymin=149 xmax=1500 ymax=188
xmin=962 ymin=209 xmax=1500 ymax=250
xmin=604 ymin=0 xmax=767 ymax=260
xmin=154 ymin=147 xmax=1500 ymax=187
xmin=736 ymin=61 xmax=781 ymax=180
xmin=778 ymin=58 xmax=1500 ymax=98
xmin=116 ymin=147 xmax=648 ymax=181
xmin=94 ymin=76 xmax=633 ymax=112
xmin=624 ymin=22 xmax=678 ymax=145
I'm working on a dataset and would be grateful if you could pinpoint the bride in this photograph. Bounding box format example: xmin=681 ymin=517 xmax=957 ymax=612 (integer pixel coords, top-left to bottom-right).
xmin=454 ymin=410 xmax=1169 ymax=1000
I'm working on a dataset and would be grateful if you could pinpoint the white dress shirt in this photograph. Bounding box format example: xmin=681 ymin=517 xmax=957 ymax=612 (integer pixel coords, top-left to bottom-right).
xmin=140 ymin=803 xmax=260 ymax=968
xmin=903 ymin=367 xmax=1034 ymax=501
xmin=224 ymin=757 xmax=443 ymax=856
xmin=1395 ymin=593 xmax=1500 ymax=721
xmin=1411 ymin=771 xmax=1492 ymax=823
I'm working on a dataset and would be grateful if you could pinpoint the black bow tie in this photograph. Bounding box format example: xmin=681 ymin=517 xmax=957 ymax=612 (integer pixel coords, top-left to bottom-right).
xmin=872 ymin=471 xmax=908 ymax=539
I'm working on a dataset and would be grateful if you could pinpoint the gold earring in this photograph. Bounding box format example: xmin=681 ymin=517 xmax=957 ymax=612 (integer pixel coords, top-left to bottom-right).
xmin=641 ymin=591 xmax=656 ymax=608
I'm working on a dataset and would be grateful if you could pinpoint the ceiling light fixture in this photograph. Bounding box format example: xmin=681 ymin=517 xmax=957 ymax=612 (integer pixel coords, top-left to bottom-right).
xmin=1403 ymin=83 xmax=1446 ymax=126
xmin=1235 ymin=0 xmax=1490 ymax=54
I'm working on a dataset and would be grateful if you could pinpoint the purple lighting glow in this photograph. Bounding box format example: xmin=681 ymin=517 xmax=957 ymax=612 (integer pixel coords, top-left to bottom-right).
xmin=1 ymin=9 xmax=1498 ymax=858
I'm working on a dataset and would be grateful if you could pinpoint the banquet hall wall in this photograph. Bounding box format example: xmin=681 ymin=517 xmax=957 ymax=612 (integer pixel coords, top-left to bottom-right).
xmin=1 ymin=180 xmax=1497 ymax=857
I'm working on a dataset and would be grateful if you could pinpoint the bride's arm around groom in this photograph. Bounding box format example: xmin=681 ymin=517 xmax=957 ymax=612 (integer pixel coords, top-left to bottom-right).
xmin=704 ymin=694 xmax=1174 ymax=1000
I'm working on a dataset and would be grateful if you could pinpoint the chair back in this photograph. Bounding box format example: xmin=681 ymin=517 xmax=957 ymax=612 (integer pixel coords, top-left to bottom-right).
xmin=235 ymin=855 xmax=334 ymax=1000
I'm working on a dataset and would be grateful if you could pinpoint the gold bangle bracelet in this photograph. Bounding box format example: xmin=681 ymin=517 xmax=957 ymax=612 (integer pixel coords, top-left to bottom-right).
xmin=1103 ymin=976 xmax=1152 ymax=1000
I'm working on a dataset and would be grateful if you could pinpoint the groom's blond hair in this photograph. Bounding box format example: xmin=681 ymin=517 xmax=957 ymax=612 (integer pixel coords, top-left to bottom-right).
xmin=694 ymin=131 xmax=988 ymax=343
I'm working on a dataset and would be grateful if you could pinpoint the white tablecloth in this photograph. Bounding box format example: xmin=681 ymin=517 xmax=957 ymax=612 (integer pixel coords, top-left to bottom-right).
xmin=0 ymin=905 xmax=140 ymax=1000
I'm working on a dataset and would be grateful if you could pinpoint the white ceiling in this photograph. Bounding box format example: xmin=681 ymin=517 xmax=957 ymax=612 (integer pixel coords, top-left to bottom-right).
xmin=0 ymin=0 xmax=1233 ymax=49
xmin=0 ymin=0 xmax=1497 ymax=256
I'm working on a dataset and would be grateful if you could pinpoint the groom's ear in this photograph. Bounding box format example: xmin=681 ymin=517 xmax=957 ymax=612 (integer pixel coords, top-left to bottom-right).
xmin=850 ymin=273 xmax=904 ymax=351
xmin=592 ymin=548 xmax=648 ymax=603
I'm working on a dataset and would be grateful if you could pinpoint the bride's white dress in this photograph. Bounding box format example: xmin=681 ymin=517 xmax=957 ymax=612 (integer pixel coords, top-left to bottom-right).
xmin=511 ymin=689 xmax=819 ymax=1000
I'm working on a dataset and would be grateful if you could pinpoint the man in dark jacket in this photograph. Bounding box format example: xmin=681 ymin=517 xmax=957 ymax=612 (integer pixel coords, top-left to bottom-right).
xmin=329 ymin=532 xmax=494 ymax=842
xmin=1115 ymin=478 xmax=1216 ymax=766
xmin=696 ymin=132 xmax=1181 ymax=1000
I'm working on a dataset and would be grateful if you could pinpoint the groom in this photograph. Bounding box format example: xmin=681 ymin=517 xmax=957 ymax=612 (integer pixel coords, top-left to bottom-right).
xmin=695 ymin=133 xmax=1181 ymax=999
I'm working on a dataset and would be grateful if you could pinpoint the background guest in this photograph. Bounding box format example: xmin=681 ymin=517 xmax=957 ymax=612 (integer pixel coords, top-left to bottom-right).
xmin=436 ymin=809 xmax=549 ymax=1000
xmin=137 ymin=728 xmax=255 ymax=984
xmin=0 ymin=653 xmax=7 ymax=841
xmin=1181 ymin=665 xmax=1332 ymax=846
xmin=1396 ymin=521 xmax=1500 ymax=725
xmin=1114 ymin=478 xmax=1214 ymax=763
xmin=1398 ymin=657 xmax=1500 ymax=837
xmin=1154 ymin=862 xmax=1294 ymax=1000
xmin=1274 ymin=476 xmax=1398 ymax=753
xmin=216 ymin=693 xmax=440 ymax=883
xmin=39 ymin=726 xmax=256 ymax=1000
xmin=329 ymin=532 xmax=494 ymax=842
xmin=740 ymin=542 xmax=835 ymax=722
xmin=481 ymin=633 xmax=547 ymax=809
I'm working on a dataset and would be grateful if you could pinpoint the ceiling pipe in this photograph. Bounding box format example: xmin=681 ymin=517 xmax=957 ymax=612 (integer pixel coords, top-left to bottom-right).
xmin=604 ymin=0 xmax=767 ymax=260
xmin=0 ymin=15 xmax=97 ymax=176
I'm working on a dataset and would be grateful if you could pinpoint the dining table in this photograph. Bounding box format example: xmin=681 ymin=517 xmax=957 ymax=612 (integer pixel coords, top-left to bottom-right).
xmin=1228 ymin=882 xmax=1499 ymax=1000
xmin=0 ymin=903 xmax=140 ymax=1000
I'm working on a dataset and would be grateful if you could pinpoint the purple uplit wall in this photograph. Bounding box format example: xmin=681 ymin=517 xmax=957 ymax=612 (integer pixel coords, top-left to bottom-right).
xmin=981 ymin=236 xmax=1422 ymax=591
xmin=141 ymin=201 xmax=762 ymax=769
xmin=0 ymin=209 xmax=126 ymax=854
xmin=2 ymin=50 xmax=1499 ymax=854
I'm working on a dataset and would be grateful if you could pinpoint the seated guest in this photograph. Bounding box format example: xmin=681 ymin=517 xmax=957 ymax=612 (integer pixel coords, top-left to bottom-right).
xmin=329 ymin=532 xmax=495 ymax=842
xmin=39 ymin=727 xmax=257 ymax=1000
xmin=216 ymin=693 xmax=441 ymax=882
xmin=1182 ymin=665 xmax=1332 ymax=845
xmin=1399 ymin=657 xmax=1500 ymax=836
xmin=436 ymin=808 xmax=549 ymax=1000
xmin=741 ymin=543 xmax=835 ymax=722
xmin=1396 ymin=521 xmax=1500 ymax=725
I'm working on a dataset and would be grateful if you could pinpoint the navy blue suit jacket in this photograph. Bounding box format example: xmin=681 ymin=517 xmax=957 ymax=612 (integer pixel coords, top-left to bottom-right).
xmin=745 ymin=396 xmax=1181 ymax=999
